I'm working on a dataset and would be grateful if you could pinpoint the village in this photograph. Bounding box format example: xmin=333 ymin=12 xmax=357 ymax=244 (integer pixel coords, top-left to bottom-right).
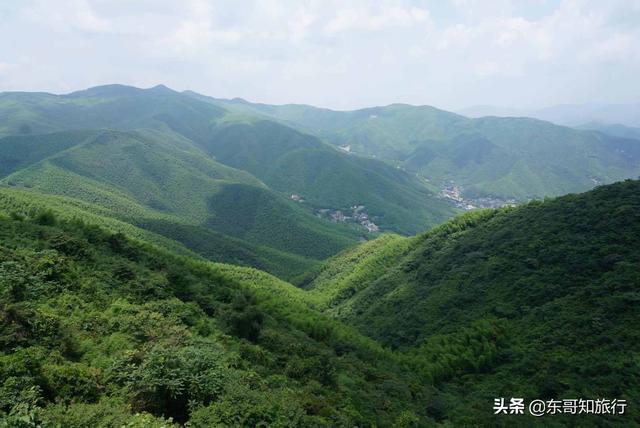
xmin=292 ymin=184 xmax=518 ymax=234
xmin=315 ymin=205 xmax=380 ymax=232
xmin=290 ymin=194 xmax=380 ymax=232
xmin=440 ymin=185 xmax=518 ymax=210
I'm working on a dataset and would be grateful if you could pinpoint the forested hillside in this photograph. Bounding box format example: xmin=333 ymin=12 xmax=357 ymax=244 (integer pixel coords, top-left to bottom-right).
xmin=203 ymin=95 xmax=640 ymax=201
xmin=1 ymin=180 xmax=638 ymax=426
xmin=2 ymin=0 xmax=639 ymax=423
xmin=0 ymin=129 xmax=359 ymax=280
xmin=0 ymin=209 xmax=441 ymax=426
xmin=0 ymin=85 xmax=457 ymax=236
xmin=202 ymin=120 xmax=455 ymax=234
xmin=307 ymin=179 xmax=640 ymax=424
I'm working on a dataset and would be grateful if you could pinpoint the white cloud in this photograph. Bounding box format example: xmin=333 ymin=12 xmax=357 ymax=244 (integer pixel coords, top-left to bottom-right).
xmin=1 ymin=0 xmax=639 ymax=109
xmin=0 ymin=62 xmax=15 ymax=74
xmin=23 ymin=0 xmax=112 ymax=33
xmin=578 ymin=33 xmax=634 ymax=62
xmin=324 ymin=4 xmax=429 ymax=33
xmin=74 ymin=0 xmax=112 ymax=32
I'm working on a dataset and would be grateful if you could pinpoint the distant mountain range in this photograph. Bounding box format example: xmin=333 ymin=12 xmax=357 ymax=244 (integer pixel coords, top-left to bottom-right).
xmin=458 ymin=102 xmax=640 ymax=128
xmin=576 ymin=122 xmax=640 ymax=140
xmin=195 ymin=93 xmax=640 ymax=201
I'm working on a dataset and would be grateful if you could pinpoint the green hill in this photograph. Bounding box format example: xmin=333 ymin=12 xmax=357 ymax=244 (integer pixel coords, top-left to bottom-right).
xmin=0 ymin=130 xmax=360 ymax=280
xmin=202 ymin=96 xmax=640 ymax=201
xmin=307 ymin=179 xmax=640 ymax=424
xmin=202 ymin=120 xmax=457 ymax=234
xmin=0 ymin=85 xmax=459 ymax=235
xmin=0 ymin=84 xmax=225 ymax=139
xmin=4 ymin=85 xmax=639 ymax=204
xmin=185 ymin=94 xmax=466 ymax=160
xmin=0 ymin=187 xmax=324 ymax=281
xmin=0 ymin=131 xmax=98 ymax=178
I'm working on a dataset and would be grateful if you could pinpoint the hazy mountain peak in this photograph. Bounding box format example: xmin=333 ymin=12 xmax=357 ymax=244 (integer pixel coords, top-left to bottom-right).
xmin=66 ymin=83 xmax=143 ymax=97
xmin=148 ymin=84 xmax=176 ymax=94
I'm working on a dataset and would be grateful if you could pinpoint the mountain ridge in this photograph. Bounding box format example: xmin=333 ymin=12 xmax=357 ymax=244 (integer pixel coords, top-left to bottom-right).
xmin=189 ymin=91 xmax=640 ymax=201
xmin=0 ymin=85 xmax=459 ymax=236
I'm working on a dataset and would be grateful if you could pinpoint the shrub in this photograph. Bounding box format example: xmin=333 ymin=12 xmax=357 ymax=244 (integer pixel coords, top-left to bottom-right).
xmin=33 ymin=210 xmax=57 ymax=227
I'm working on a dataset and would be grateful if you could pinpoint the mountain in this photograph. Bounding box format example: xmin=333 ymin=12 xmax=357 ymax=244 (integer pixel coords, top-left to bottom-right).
xmin=190 ymin=94 xmax=468 ymax=161
xmin=577 ymin=122 xmax=640 ymax=140
xmin=194 ymin=95 xmax=640 ymax=201
xmin=201 ymin=119 xmax=456 ymax=234
xmin=0 ymin=130 xmax=97 ymax=178
xmin=445 ymin=116 xmax=640 ymax=199
xmin=459 ymin=103 xmax=640 ymax=128
xmin=0 ymin=129 xmax=360 ymax=280
xmin=307 ymin=179 xmax=640 ymax=424
xmin=2 ymin=84 xmax=638 ymax=424
xmin=0 ymin=85 xmax=458 ymax=237
xmin=456 ymin=105 xmax=530 ymax=118
xmin=533 ymin=103 xmax=640 ymax=128
xmin=0 ymin=84 xmax=226 ymax=138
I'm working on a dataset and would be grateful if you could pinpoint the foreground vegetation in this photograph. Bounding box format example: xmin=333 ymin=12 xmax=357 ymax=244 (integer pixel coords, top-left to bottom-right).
xmin=309 ymin=179 xmax=640 ymax=425
xmin=1 ymin=180 xmax=638 ymax=426
xmin=0 ymin=210 xmax=440 ymax=426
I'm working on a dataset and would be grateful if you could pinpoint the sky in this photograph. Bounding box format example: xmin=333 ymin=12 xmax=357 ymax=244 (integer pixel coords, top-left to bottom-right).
xmin=0 ymin=0 xmax=639 ymax=110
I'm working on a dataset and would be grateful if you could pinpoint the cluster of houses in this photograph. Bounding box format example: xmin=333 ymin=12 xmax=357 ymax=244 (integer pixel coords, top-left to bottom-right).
xmin=440 ymin=185 xmax=477 ymax=210
xmin=291 ymin=192 xmax=380 ymax=232
xmin=440 ymin=185 xmax=517 ymax=210
xmin=469 ymin=197 xmax=518 ymax=209
xmin=316 ymin=204 xmax=380 ymax=233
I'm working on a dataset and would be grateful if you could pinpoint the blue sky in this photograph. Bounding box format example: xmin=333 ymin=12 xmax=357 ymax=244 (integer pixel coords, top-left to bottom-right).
xmin=0 ymin=0 xmax=638 ymax=110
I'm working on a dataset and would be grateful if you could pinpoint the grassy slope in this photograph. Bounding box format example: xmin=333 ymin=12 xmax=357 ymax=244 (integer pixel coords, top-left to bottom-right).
xmin=308 ymin=179 xmax=640 ymax=424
